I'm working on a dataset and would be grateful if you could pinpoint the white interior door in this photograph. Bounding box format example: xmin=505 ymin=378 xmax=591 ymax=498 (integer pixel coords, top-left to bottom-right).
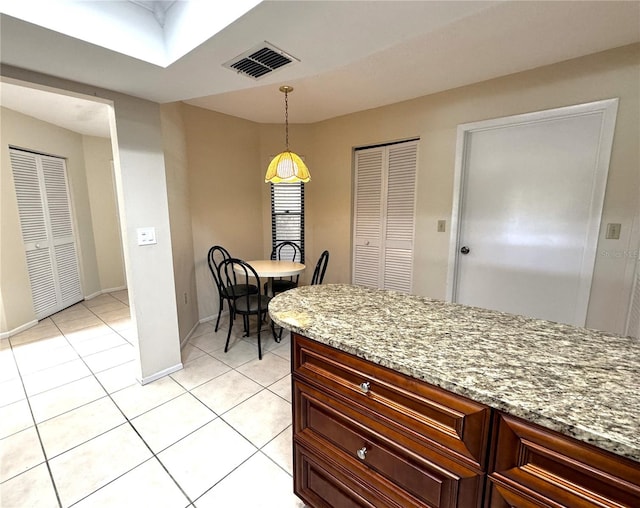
xmin=627 ymin=256 xmax=640 ymax=338
xmin=448 ymin=99 xmax=618 ymax=326
xmin=10 ymin=148 xmax=83 ymax=319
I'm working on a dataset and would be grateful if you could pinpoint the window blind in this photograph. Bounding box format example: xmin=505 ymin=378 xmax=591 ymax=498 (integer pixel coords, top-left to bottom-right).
xmin=271 ymin=183 xmax=305 ymax=260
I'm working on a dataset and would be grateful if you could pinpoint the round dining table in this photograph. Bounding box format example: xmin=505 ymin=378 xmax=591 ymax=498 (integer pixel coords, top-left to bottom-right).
xmin=245 ymin=260 xmax=305 ymax=296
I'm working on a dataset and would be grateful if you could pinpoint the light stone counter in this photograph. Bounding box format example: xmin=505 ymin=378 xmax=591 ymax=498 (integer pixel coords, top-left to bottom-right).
xmin=269 ymin=284 xmax=639 ymax=463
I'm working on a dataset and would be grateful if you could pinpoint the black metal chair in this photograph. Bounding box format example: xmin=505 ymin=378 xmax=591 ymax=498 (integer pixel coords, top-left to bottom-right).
xmin=311 ymin=250 xmax=329 ymax=285
xmin=268 ymin=241 xmax=303 ymax=295
xmin=207 ymin=246 xmax=258 ymax=332
xmin=219 ymin=258 xmax=277 ymax=360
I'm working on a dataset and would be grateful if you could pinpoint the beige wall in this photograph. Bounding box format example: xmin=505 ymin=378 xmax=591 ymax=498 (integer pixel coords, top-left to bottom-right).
xmin=4 ymin=43 xmax=636 ymax=344
xmin=82 ymin=135 xmax=126 ymax=293
xmin=109 ymin=92 xmax=182 ymax=382
xmin=1 ymin=66 xmax=182 ymax=383
xmin=183 ymin=45 xmax=638 ymax=335
xmin=160 ymin=102 xmax=199 ymax=341
xmin=0 ymin=107 xmax=102 ymax=332
xmin=303 ymin=43 xmax=639 ymax=335
xmin=182 ymin=105 xmax=264 ymax=321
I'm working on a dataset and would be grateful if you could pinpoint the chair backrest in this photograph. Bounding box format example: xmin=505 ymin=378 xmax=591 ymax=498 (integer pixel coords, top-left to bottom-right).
xmin=270 ymin=241 xmax=303 ymax=263
xmin=219 ymin=258 xmax=266 ymax=312
xmin=271 ymin=241 xmax=303 ymax=282
xmin=311 ymin=250 xmax=329 ymax=285
xmin=207 ymin=245 xmax=231 ymax=293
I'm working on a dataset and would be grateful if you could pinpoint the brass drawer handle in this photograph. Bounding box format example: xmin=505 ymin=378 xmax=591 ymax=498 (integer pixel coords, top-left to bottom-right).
xmin=359 ymin=381 xmax=370 ymax=394
xmin=356 ymin=447 xmax=367 ymax=460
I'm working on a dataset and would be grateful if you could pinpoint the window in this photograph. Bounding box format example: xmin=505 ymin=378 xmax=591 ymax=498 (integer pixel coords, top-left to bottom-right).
xmin=271 ymin=183 xmax=305 ymax=260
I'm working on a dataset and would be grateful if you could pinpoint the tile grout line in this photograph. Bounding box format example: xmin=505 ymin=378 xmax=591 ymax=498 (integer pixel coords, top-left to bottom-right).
xmin=7 ymin=298 xmax=296 ymax=507
xmin=60 ymin=301 xmax=197 ymax=507
xmin=3 ymin=296 xmax=139 ymax=507
xmin=6 ymin=323 xmax=65 ymax=508
xmin=18 ymin=300 xmax=139 ymax=507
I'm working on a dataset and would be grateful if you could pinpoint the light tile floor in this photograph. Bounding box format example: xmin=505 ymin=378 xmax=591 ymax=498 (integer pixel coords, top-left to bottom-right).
xmin=0 ymin=291 xmax=305 ymax=508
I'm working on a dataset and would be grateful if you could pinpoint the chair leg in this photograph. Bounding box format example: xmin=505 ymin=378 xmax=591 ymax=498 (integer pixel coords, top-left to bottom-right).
xmin=243 ymin=315 xmax=250 ymax=336
xmin=224 ymin=308 xmax=234 ymax=353
xmin=257 ymin=321 xmax=262 ymax=360
xmin=215 ymin=296 xmax=223 ymax=332
xmin=270 ymin=319 xmax=278 ymax=345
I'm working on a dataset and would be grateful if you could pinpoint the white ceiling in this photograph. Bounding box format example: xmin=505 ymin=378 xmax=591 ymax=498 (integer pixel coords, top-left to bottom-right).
xmin=1 ymin=1 xmax=639 ymax=138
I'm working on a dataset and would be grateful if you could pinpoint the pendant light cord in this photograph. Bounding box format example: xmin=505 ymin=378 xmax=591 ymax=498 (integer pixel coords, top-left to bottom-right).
xmin=284 ymin=90 xmax=289 ymax=150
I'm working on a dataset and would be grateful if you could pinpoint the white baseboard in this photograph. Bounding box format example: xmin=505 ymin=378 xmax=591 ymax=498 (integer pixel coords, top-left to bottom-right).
xmin=85 ymin=286 xmax=128 ymax=301
xmin=1 ymin=319 xmax=39 ymax=340
xmin=2 ymin=287 xmax=129 ymax=339
xmin=181 ymin=320 xmax=201 ymax=348
xmin=103 ymin=285 xmax=127 ymax=294
xmin=200 ymin=308 xmax=230 ymax=324
xmin=138 ymin=362 xmax=183 ymax=385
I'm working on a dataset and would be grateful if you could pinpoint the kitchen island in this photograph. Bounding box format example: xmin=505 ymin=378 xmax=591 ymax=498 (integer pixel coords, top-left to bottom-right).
xmin=269 ymin=284 xmax=640 ymax=507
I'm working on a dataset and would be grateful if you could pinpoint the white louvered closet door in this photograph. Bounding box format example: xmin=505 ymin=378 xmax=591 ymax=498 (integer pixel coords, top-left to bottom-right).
xmin=352 ymin=140 xmax=418 ymax=292
xmin=10 ymin=149 xmax=83 ymax=319
xmin=353 ymin=148 xmax=384 ymax=288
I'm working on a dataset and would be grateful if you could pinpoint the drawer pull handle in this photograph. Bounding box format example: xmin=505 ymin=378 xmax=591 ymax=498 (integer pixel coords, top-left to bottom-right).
xmin=359 ymin=382 xmax=370 ymax=393
xmin=356 ymin=447 xmax=368 ymax=460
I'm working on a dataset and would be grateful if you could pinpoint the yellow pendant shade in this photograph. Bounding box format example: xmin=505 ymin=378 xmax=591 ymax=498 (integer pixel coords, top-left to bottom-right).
xmin=265 ymin=85 xmax=310 ymax=184
xmin=265 ymin=150 xmax=311 ymax=183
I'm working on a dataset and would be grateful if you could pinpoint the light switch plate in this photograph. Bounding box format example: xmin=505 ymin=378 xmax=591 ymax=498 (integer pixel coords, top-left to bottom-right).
xmin=437 ymin=220 xmax=446 ymax=233
xmin=137 ymin=227 xmax=157 ymax=245
xmin=605 ymin=223 xmax=621 ymax=240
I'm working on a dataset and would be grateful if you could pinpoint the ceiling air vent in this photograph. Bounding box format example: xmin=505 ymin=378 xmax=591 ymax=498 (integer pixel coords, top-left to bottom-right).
xmin=224 ymin=42 xmax=298 ymax=79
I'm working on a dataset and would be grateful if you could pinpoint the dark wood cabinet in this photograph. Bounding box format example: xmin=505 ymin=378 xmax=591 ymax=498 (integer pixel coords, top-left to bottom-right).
xmin=291 ymin=332 xmax=640 ymax=508
xmin=487 ymin=413 xmax=640 ymax=507
xmin=293 ymin=333 xmax=490 ymax=507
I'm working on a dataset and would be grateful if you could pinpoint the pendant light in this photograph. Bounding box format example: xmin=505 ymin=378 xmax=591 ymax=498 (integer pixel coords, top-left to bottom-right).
xmin=265 ymin=85 xmax=311 ymax=184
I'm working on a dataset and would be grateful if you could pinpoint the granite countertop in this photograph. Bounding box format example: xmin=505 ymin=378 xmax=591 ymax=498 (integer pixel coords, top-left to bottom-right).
xmin=269 ymin=284 xmax=640 ymax=463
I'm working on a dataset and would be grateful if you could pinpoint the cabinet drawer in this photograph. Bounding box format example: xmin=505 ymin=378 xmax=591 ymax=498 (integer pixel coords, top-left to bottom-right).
xmin=295 ymin=442 xmax=407 ymax=508
xmin=295 ymin=380 xmax=485 ymax=507
xmin=293 ymin=333 xmax=491 ymax=469
xmin=489 ymin=412 xmax=640 ymax=507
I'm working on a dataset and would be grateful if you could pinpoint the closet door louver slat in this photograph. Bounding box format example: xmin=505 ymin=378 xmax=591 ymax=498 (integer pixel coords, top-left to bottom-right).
xmin=25 ymin=249 xmax=58 ymax=318
xmin=10 ymin=151 xmax=48 ymax=244
xmin=42 ymin=156 xmax=74 ymax=239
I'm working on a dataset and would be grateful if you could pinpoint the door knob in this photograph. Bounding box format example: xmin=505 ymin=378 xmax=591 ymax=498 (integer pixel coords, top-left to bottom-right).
xmin=460 ymin=246 xmax=470 ymax=255
xmin=35 ymin=243 xmax=41 ymax=249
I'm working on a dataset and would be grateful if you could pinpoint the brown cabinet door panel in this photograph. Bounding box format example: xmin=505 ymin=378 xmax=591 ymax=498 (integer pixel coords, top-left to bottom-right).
xmin=296 ymin=442 xmax=422 ymax=508
xmin=293 ymin=333 xmax=491 ymax=469
xmin=486 ymin=479 xmax=562 ymax=508
xmin=490 ymin=413 xmax=640 ymax=507
xmin=295 ymin=380 xmax=485 ymax=508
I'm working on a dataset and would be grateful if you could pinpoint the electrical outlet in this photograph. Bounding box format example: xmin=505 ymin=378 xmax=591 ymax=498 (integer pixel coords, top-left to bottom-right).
xmin=136 ymin=227 xmax=156 ymax=245
xmin=606 ymin=223 xmax=621 ymax=240
xmin=437 ymin=220 xmax=446 ymax=233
